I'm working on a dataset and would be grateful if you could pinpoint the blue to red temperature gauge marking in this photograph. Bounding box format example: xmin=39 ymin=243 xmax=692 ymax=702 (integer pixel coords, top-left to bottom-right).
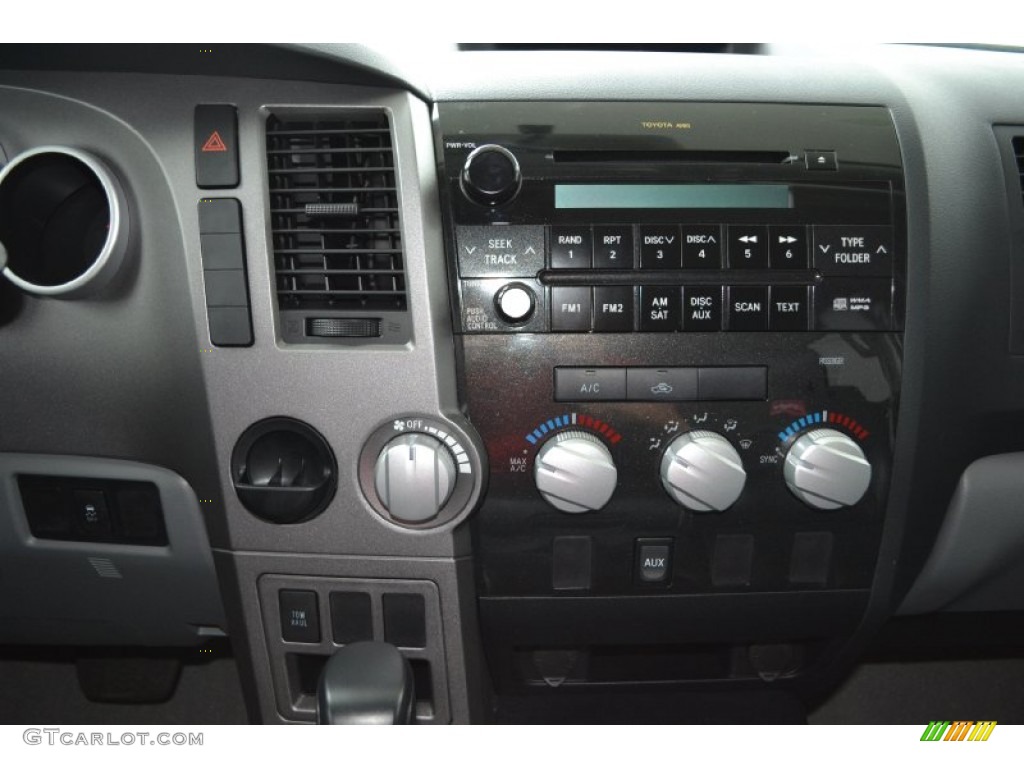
xmin=525 ymin=412 xmax=622 ymax=445
xmin=777 ymin=410 xmax=869 ymax=443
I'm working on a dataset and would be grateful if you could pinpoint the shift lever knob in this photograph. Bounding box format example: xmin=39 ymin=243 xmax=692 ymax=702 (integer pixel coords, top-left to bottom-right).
xmin=316 ymin=641 xmax=415 ymax=725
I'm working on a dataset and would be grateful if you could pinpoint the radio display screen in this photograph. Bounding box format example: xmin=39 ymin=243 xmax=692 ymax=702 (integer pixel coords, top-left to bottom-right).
xmin=555 ymin=184 xmax=792 ymax=209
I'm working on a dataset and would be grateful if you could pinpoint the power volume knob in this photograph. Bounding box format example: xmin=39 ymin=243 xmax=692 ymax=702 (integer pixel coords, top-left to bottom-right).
xmin=460 ymin=144 xmax=522 ymax=207
xmin=534 ymin=430 xmax=618 ymax=513
xmin=374 ymin=433 xmax=457 ymax=524
xmin=660 ymin=430 xmax=747 ymax=512
xmin=784 ymin=428 xmax=872 ymax=510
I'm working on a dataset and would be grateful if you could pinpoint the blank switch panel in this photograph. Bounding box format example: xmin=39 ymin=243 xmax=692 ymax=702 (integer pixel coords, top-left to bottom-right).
xmin=257 ymin=575 xmax=447 ymax=724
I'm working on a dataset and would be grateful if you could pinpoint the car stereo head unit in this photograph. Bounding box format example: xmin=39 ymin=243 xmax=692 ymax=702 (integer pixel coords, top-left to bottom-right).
xmin=437 ymin=101 xmax=905 ymax=337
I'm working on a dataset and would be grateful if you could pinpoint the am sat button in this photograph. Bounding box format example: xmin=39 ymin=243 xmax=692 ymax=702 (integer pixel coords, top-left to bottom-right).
xmin=554 ymin=368 xmax=626 ymax=402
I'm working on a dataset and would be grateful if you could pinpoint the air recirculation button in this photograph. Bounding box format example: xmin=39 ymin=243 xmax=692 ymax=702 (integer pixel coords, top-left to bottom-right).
xmin=231 ymin=417 xmax=337 ymax=524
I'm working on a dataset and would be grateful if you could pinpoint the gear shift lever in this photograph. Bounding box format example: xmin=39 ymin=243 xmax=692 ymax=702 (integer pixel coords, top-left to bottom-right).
xmin=316 ymin=641 xmax=415 ymax=725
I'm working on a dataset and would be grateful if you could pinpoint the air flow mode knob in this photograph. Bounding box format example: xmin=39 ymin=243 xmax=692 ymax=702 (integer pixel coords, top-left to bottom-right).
xmin=460 ymin=144 xmax=522 ymax=207
xmin=534 ymin=430 xmax=618 ymax=513
xmin=783 ymin=428 xmax=872 ymax=510
xmin=375 ymin=433 xmax=457 ymax=524
xmin=660 ymin=430 xmax=747 ymax=512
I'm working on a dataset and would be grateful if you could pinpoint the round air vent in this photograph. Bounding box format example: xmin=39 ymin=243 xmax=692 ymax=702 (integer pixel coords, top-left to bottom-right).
xmin=0 ymin=146 xmax=129 ymax=298
xmin=231 ymin=418 xmax=337 ymax=524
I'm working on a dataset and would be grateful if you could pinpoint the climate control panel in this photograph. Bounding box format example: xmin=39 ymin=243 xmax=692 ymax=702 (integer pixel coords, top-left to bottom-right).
xmin=461 ymin=332 xmax=897 ymax=601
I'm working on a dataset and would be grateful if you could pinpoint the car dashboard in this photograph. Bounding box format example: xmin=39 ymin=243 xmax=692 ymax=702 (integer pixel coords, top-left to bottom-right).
xmin=1 ymin=43 xmax=1024 ymax=725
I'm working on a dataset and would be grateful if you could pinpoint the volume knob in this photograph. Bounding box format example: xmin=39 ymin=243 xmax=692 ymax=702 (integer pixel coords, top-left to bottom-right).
xmin=660 ymin=430 xmax=747 ymax=512
xmin=460 ymin=144 xmax=522 ymax=207
xmin=784 ymin=428 xmax=871 ymax=510
xmin=534 ymin=430 xmax=618 ymax=513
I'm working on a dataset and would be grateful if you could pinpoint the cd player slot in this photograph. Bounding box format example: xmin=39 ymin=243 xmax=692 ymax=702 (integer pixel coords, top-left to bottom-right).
xmin=552 ymin=150 xmax=793 ymax=165
xmin=540 ymin=270 xmax=818 ymax=286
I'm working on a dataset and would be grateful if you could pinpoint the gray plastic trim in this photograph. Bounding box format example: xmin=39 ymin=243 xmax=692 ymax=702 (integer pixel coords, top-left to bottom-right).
xmin=0 ymin=453 xmax=225 ymax=646
xmin=900 ymin=453 xmax=1024 ymax=615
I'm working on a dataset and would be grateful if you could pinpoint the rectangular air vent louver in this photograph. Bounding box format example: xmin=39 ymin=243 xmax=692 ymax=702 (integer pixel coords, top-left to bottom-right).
xmin=266 ymin=111 xmax=409 ymax=344
xmin=1014 ymin=136 xmax=1024 ymax=208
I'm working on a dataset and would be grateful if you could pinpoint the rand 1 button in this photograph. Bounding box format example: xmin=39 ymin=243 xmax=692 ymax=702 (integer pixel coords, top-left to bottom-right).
xmin=626 ymin=368 xmax=698 ymax=401
xmin=769 ymin=285 xmax=809 ymax=330
xmin=813 ymin=225 xmax=894 ymax=277
xmin=554 ymin=368 xmax=627 ymax=402
xmin=727 ymin=285 xmax=769 ymax=330
xmin=457 ymin=225 xmax=545 ymax=278
xmin=593 ymin=225 xmax=634 ymax=269
xmin=550 ymin=226 xmax=593 ymax=269
xmin=593 ymin=286 xmax=635 ymax=332
xmin=550 ymin=287 xmax=593 ymax=331
xmin=814 ymin=278 xmax=893 ymax=331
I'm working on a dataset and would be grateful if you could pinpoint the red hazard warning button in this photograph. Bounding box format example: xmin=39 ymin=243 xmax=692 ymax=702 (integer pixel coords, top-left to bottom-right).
xmin=201 ymin=130 xmax=228 ymax=153
xmin=195 ymin=105 xmax=238 ymax=188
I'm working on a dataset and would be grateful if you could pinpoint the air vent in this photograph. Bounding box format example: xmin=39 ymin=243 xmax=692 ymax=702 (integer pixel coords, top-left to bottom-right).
xmin=1014 ymin=136 xmax=1024 ymax=207
xmin=266 ymin=112 xmax=409 ymax=344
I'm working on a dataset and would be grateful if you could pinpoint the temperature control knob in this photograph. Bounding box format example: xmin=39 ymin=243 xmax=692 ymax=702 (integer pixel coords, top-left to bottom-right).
xmin=460 ymin=144 xmax=522 ymax=206
xmin=374 ymin=433 xmax=456 ymax=524
xmin=784 ymin=428 xmax=871 ymax=510
xmin=535 ymin=430 xmax=618 ymax=513
xmin=660 ymin=430 xmax=746 ymax=512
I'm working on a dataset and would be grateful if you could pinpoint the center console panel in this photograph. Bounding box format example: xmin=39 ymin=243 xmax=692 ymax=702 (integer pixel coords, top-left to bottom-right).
xmin=436 ymin=102 xmax=906 ymax=692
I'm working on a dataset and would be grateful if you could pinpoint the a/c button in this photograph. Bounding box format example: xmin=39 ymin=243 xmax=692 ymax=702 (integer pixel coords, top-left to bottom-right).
xmin=554 ymin=367 xmax=627 ymax=402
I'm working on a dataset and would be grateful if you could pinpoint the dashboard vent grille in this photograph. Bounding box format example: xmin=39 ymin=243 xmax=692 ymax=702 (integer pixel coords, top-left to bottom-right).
xmin=1014 ymin=136 xmax=1024 ymax=208
xmin=266 ymin=113 xmax=406 ymax=315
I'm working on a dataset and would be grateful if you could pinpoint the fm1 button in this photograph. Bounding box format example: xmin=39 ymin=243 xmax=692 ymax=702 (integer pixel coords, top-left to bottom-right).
xmin=551 ymin=287 xmax=592 ymax=331
xmin=636 ymin=538 xmax=673 ymax=584
xmin=495 ymin=283 xmax=535 ymax=324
